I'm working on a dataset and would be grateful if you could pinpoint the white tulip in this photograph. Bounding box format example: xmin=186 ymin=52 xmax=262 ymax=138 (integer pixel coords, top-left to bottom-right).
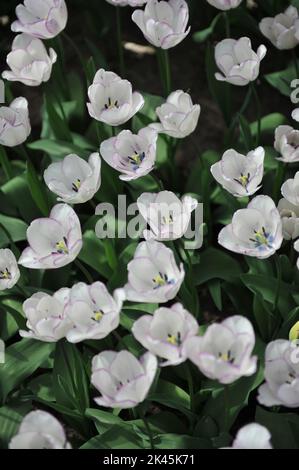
xmin=44 ymin=153 xmax=101 ymax=204
xmin=18 ymin=204 xmax=82 ymax=269
xmin=137 ymin=190 xmax=198 ymax=240
xmin=2 ymin=34 xmax=56 ymax=87
xmin=150 ymin=90 xmax=201 ymax=138
xmin=0 ymin=97 xmax=31 ymax=147
xmin=65 ymin=282 xmax=125 ymax=343
xmin=274 ymin=125 xmax=299 ymax=163
xmin=215 ymin=37 xmax=266 ymax=86
xmin=87 ymin=69 xmax=144 ymax=126
xmin=207 ymin=0 xmax=242 ymax=10
xmin=11 ymin=0 xmax=68 ymax=39
xmin=132 ymin=303 xmax=199 ymax=366
xmin=106 ymin=0 xmax=147 ymax=5
xmin=184 ymin=316 xmax=257 ymax=384
xmin=292 ymin=108 xmax=299 ymax=122
xmin=132 ymin=0 xmax=190 ymax=49
xmin=281 ymin=171 xmax=299 ymax=206
xmin=9 ymin=410 xmax=71 ymax=449
xmin=20 ymin=288 xmax=72 ymax=342
xmin=259 ymin=6 xmax=299 ymax=50
xmin=100 ymin=127 xmax=157 ymax=181
xmin=0 ymin=249 xmax=20 ymax=290
xmin=277 ymin=198 xmax=299 ymax=240
xmin=218 ymin=195 xmax=283 ymax=259
xmin=211 ymin=147 xmax=264 ymax=197
xmin=258 ymin=339 xmax=299 ymax=408
xmin=124 ymin=240 xmax=185 ymax=303
xmin=223 ymin=423 xmax=273 ymax=449
xmin=91 ymin=350 xmax=158 ymax=408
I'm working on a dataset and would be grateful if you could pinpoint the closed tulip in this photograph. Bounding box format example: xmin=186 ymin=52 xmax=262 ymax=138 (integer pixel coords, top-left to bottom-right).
xmin=0 ymin=97 xmax=31 ymax=147
xmin=207 ymin=0 xmax=242 ymax=10
xmin=259 ymin=6 xmax=299 ymax=50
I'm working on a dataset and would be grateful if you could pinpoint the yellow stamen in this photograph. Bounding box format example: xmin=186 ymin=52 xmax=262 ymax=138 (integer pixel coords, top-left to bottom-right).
xmin=167 ymin=335 xmax=178 ymax=346
xmin=239 ymin=174 xmax=249 ymax=187
xmin=94 ymin=311 xmax=103 ymax=322
xmin=56 ymin=240 xmax=68 ymax=254
xmin=153 ymin=275 xmax=166 ymax=287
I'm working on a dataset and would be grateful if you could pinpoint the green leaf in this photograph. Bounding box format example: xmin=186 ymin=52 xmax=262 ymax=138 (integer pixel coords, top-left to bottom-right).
xmin=0 ymin=214 xmax=27 ymax=246
xmin=81 ymin=425 xmax=145 ymax=449
xmin=0 ymin=339 xmax=54 ymax=403
xmin=26 ymin=159 xmax=49 ymax=216
xmin=27 ymin=139 xmax=90 ymax=160
xmin=193 ymin=13 xmax=221 ymax=44
xmin=155 ymin=433 xmax=212 ymax=449
xmin=0 ymin=403 xmax=32 ymax=449
xmin=250 ymin=113 xmax=287 ymax=136
xmin=193 ymin=247 xmax=242 ymax=285
xmin=256 ymin=406 xmax=299 ymax=449
xmin=265 ymin=65 xmax=296 ymax=97
xmin=78 ymin=230 xmax=112 ymax=279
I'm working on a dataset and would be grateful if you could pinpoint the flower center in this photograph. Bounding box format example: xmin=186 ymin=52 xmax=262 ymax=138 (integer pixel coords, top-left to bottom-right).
xmin=0 ymin=268 xmax=11 ymax=280
xmin=55 ymin=237 xmax=69 ymax=255
xmin=72 ymin=179 xmax=81 ymax=192
xmin=104 ymin=97 xmax=119 ymax=110
xmin=286 ymin=371 xmax=296 ymax=385
xmin=167 ymin=332 xmax=181 ymax=346
xmin=218 ymin=350 xmax=234 ymax=363
xmin=234 ymin=172 xmax=250 ymax=190
xmin=93 ymin=310 xmax=104 ymax=322
xmin=162 ymin=214 xmax=174 ymax=225
xmin=152 ymin=272 xmax=174 ymax=289
xmin=128 ymin=151 xmax=145 ymax=169
xmin=249 ymin=227 xmax=273 ymax=248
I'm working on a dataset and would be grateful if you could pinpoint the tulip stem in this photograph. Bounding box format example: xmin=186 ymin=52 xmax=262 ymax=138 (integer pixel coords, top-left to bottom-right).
xmin=185 ymin=363 xmax=195 ymax=414
xmin=251 ymin=83 xmax=261 ymax=146
xmin=74 ymin=259 xmax=93 ymax=284
xmin=223 ymin=12 xmax=230 ymax=38
xmin=0 ymin=145 xmax=13 ymax=181
xmin=139 ymin=410 xmax=155 ymax=449
xmin=157 ymin=49 xmax=172 ymax=97
xmin=274 ymin=254 xmax=282 ymax=314
xmin=293 ymin=49 xmax=299 ymax=79
xmin=116 ymin=6 xmax=125 ymax=77
xmin=224 ymin=385 xmax=230 ymax=431
xmin=273 ymin=162 xmax=286 ymax=203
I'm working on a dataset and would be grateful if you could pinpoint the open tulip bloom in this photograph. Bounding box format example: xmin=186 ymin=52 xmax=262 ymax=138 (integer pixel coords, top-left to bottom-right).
xmin=206 ymin=0 xmax=242 ymax=11
xmin=278 ymin=198 xmax=299 ymax=240
xmin=20 ymin=289 xmax=72 ymax=342
xmin=223 ymin=423 xmax=273 ymax=450
xmin=100 ymin=127 xmax=157 ymax=180
xmin=259 ymin=6 xmax=299 ymax=50
xmin=11 ymin=0 xmax=68 ymax=39
xmin=44 ymin=153 xmax=101 ymax=204
xmin=87 ymin=69 xmax=144 ymax=126
xmin=65 ymin=282 xmax=126 ymax=343
xmin=150 ymin=90 xmax=201 ymax=138
xmin=132 ymin=303 xmax=199 ymax=366
xmin=0 ymin=249 xmax=20 ymax=290
xmin=18 ymin=204 xmax=82 ymax=269
xmin=132 ymin=0 xmax=190 ymax=50
xmin=184 ymin=316 xmax=257 ymax=384
xmin=2 ymin=34 xmax=57 ymax=87
xmin=281 ymin=171 xmax=299 ymax=206
xmin=258 ymin=339 xmax=299 ymax=408
xmin=0 ymin=97 xmax=31 ymax=147
xmin=274 ymin=125 xmax=299 ymax=163
xmin=215 ymin=37 xmax=266 ymax=86
xmin=124 ymin=240 xmax=185 ymax=303
xmin=9 ymin=411 xmax=71 ymax=449
xmin=91 ymin=350 xmax=158 ymax=408
xmin=218 ymin=195 xmax=283 ymax=259
xmin=210 ymin=147 xmax=265 ymax=197
xmin=137 ymin=190 xmax=198 ymax=240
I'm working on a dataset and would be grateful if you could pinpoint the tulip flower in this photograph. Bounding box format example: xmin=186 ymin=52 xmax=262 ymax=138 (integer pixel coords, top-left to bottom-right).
xmin=218 ymin=195 xmax=283 ymax=259
xmin=91 ymin=350 xmax=158 ymax=408
xmin=87 ymin=69 xmax=144 ymax=126
xmin=137 ymin=190 xmax=198 ymax=240
xmin=207 ymin=0 xmax=242 ymax=10
xmin=215 ymin=37 xmax=266 ymax=86
xmin=132 ymin=0 xmax=190 ymax=50
xmin=184 ymin=316 xmax=257 ymax=384
xmin=100 ymin=127 xmax=157 ymax=181
xmin=124 ymin=240 xmax=185 ymax=303
xmin=20 ymin=289 xmax=72 ymax=342
xmin=258 ymin=339 xmax=299 ymax=408
xmin=211 ymin=147 xmax=265 ymax=197
xmin=106 ymin=0 xmax=147 ymax=5
xmin=281 ymin=172 xmax=299 ymax=206
xmin=11 ymin=0 xmax=68 ymax=39
xmin=277 ymin=198 xmax=299 ymax=240
xmin=259 ymin=6 xmax=299 ymax=50
xmin=132 ymin=303 xmax=199 ymax=366
xmin=2 ymin=34 xmax=57 ymax=87
xmin=18 ymin=204 xmax=82 ymax=269
xmin=0 ymin=97 xmax=31 ymax=147
xmin=223 ymin=423 xmax=273 ymax=449
xmin=65 ymin=282 xmax=125 ymax=343
xmin=150 ymin=90 xmax=201 ymax=138
xmin=292 ymin=108 xmax=299 ymax=122
xmin=9 ymin=411 xmax=71 ymax=449
xmin=0 ymin=249 xmax=20 ymax=290
xmin=274 ymin=125 xmax=299 ymax=163
xmin=44 ymin=153 xmax=101 ymax=204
